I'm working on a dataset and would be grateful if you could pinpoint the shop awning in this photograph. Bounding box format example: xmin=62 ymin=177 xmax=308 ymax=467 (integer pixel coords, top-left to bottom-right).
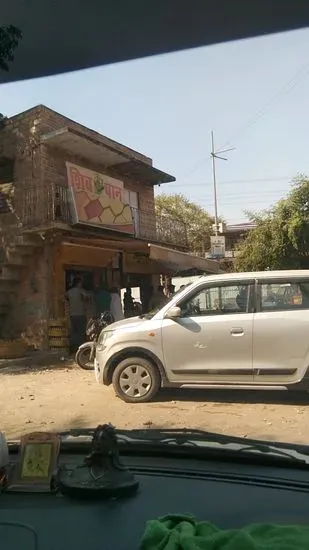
xmin=41 ymin=127 xmax=175 ymax=185
xmin=110 ymin=160 xmax=175 ymax=185
xmin=62 ymin=237 xmax=221 ymax=274
xmin=148 ymin=244 xmax=221 ymax=274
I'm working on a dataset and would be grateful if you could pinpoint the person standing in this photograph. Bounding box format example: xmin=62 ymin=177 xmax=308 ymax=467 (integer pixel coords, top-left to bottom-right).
xmin=94 ymin=283 xmax=111 ymax=315
xmin=166 ymin=283 xmax=175 ymax=299
xmin=110 ymin=287 xmax=124 ymax=322
xmin=123 ymin=286 xmax=134 ymax=317
xmin=65 ymin=276 xmax=89 ymax=353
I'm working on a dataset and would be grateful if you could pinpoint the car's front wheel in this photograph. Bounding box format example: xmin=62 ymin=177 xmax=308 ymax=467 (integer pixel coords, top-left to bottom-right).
xmin=112 ymin=357 xmax=161 ymax=403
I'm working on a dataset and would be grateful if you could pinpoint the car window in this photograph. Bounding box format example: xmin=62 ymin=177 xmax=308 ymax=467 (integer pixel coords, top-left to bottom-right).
xmin=179 ymin=283 xmax=252 ymax=317
xmin=259 ymin=280 xmax=309 ymax=311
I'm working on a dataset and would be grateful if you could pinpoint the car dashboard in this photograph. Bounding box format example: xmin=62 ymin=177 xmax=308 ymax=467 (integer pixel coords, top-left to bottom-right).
xmin=1 ymin=449 xmax=309 ymax=549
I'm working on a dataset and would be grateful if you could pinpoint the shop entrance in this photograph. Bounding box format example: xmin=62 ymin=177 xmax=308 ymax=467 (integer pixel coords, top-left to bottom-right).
xmin=65 ymin=267 xmax=108 ymax=292
xmin=52 ymin=241 xmax=118 ymax=320
xmin=64 ymin=266 xmax=109 ymax=321
xmin=124 ymin=273 xmax=153 ymax=314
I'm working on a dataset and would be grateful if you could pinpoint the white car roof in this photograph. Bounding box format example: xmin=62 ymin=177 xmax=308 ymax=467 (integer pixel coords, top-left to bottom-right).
xmin=199 ymin=270 xmax=309 ymax=283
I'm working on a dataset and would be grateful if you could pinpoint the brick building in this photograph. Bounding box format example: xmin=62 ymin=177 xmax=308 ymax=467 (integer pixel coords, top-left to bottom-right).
xmin=0 ymin=105 xmax=219 ymax=350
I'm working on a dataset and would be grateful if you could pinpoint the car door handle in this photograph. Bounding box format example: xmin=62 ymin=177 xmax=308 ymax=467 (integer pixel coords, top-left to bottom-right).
xmin=230 ymin=327 xmax=244 ymax=335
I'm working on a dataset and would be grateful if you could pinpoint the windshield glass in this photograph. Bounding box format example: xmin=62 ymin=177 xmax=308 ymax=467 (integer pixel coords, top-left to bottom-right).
xmin=2 ymin=27 xmax=309 ymax=452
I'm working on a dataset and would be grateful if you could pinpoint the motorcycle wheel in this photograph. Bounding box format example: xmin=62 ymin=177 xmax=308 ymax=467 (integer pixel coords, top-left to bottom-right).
xmin=75 ymin=346 xmax=94 ymax=370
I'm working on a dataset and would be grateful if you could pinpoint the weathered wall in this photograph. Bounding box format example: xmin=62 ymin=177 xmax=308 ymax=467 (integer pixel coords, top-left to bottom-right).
xmin=0 ymin=108 xmax=41 ymax=192
xmin=2 ymin=244 xmax=51 ymax=349
xmin=0 ymin=111 xmax=45 ymax=346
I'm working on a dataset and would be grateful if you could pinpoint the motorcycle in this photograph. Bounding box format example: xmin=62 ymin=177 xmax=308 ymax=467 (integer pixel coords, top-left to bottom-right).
xmin=124 ymin=299 xmax=143 ymax=318
xmin=132 ymin=299 xmax=142 ymax=315
xmin=75 ymin=311 xmax=114 ymax=370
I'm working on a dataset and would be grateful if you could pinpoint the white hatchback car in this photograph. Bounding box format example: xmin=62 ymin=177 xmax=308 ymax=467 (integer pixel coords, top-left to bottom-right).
xmin=95 ymin=270 xmax=309 ymax=403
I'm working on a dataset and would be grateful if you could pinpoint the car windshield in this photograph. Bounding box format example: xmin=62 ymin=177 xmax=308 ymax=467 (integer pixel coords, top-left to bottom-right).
xmin=2 ymin=24 xmax=309 ymax=456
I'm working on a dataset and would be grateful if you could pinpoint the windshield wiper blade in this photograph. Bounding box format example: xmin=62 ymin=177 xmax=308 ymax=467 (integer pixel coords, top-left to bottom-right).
xmin=119 ymin=429 xmax=309 ymax=465
xmin=58 ymin=427 xmax=232 ymax=440
xmin=58 ymin=427 xmax=309 ymax=465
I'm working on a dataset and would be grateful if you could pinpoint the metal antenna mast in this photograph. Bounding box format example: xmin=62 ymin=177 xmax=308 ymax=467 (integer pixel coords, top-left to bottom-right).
xmin=210 ymin=131 xmax=235 ymax=235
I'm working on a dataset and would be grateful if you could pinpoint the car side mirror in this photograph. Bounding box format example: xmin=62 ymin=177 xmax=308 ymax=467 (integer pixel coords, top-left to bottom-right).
xmin=164 ymin=306 xmax=181 ymax=320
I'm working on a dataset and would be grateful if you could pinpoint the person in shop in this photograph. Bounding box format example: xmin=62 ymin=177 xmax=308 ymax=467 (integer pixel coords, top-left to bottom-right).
xmin=94 ymin=282 xmax=111 ymax=315
xmin=65 ymin=276 xmax=89 ymax=353
xmin=110 ymin=287 xmax=124 ymax=322
xmin=166 ymin=283 xmax=175 ymax=298
xmin=123 ymin=287 xmax=134 ymax=317
xmin=149 ymin=284 xmax=168 ymax=311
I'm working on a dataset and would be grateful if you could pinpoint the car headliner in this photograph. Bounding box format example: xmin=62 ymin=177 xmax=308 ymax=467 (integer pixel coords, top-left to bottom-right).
xmin=1 ymin=0 xmax=308 ymax=84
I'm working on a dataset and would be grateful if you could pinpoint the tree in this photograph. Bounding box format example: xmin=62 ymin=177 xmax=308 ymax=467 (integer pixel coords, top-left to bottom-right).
xmin=0 ymin=25 xmax=22 ymax=72
xmin=155 ymin=193 xmax=214 ymax=254
xmin=0 ymin=24 xmax=22 ymax=145
xmin=0 ymin=24 xmax=22 ymax=139
xmin=235 ymin=175 xmax=309 ymax=272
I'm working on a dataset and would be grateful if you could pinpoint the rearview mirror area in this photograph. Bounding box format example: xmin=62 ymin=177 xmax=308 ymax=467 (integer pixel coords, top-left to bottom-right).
xmin=164 ymin=306 xmax=181 ymax=320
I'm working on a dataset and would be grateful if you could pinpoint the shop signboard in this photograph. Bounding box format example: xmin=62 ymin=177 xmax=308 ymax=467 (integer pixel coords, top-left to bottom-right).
xmin=66 ymin=162 xmax=134 ymax=234
xmin=210 ymin=235 xmax=225 ymax=259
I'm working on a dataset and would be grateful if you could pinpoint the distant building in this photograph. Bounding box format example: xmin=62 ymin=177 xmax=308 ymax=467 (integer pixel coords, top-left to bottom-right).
xmin=206 ymin=222 xmax=256 ymax=271
xmin=223 ymin=222 xmax=256 ymax=251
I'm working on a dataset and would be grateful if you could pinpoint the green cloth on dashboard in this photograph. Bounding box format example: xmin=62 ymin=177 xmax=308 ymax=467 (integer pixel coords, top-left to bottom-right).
xmin=140 ymin=515 xmax=309 ymax=549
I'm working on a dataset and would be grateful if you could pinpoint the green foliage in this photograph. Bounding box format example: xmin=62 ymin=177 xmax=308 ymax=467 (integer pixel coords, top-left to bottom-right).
xmin=155 ymin=193 xmax=214 ymax=254
xmin=0 ymin=25 xmax=22 ymax=72
xmin=235 ymin=176 xmax=309 ymax=272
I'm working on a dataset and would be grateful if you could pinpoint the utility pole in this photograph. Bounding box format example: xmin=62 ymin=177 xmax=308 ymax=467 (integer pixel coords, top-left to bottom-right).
xmin=210 ymin=131 xmax=235 ymax=236
xmin=211 ymin=131 xmax=219 ymax=235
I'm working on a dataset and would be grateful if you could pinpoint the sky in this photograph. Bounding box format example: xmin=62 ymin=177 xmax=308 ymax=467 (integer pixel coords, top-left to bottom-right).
xmin=1 ymin=27 xmax=309 ymax=224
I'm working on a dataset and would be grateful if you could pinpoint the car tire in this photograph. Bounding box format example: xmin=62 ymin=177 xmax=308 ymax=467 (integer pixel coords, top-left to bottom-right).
xmin=112 ymin=356 xmax=161 ymax=403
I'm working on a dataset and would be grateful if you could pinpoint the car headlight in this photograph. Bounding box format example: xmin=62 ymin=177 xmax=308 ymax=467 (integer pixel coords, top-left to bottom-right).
xmin=97 ymin=330 xmax=114 ymax=346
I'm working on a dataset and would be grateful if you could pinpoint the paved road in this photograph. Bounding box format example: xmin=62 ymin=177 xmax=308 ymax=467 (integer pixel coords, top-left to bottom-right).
xmin=1 ymin=362 xmax=309 ymax=444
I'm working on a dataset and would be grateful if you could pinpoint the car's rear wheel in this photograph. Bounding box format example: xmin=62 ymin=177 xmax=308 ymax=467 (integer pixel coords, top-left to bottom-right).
xmin=112 ymin=357 xmax=161 ymax=403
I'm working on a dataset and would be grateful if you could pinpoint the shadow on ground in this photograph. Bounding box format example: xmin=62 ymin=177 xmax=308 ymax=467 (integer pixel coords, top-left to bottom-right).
xmin=0 ymin=355 xmax=77 ymax=375
xmin=155 ymin=388 xmax=309 ymax=406
xmin=1 ymin=353 xmax=309 ymax=407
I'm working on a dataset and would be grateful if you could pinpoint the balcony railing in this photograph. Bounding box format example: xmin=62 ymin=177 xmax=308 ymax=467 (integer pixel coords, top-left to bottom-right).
xmin=11 ymin=184 xmax=188 ymax=248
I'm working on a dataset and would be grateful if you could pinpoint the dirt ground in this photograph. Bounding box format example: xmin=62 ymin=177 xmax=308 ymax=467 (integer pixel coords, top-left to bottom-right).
xmin=1 ymin=361 xmax=309 ymax=444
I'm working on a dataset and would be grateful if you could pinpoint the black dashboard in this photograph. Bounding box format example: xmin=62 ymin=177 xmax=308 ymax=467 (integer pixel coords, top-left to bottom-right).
xmin=1 ymin=451 xmax=309 ymax=549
